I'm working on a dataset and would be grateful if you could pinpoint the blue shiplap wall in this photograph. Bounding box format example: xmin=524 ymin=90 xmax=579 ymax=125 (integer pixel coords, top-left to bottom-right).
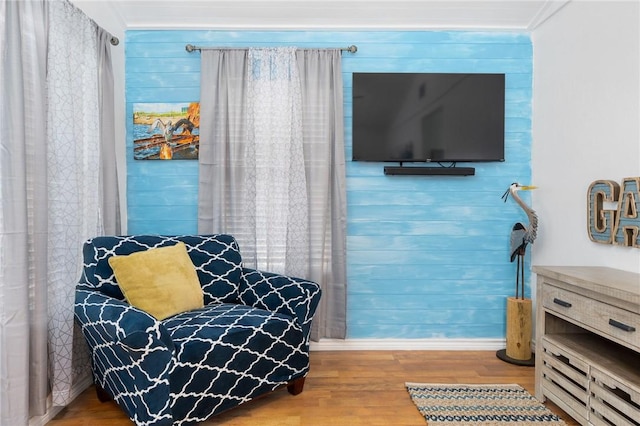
xmin=125 ymin=30 xmax=532 ymax=339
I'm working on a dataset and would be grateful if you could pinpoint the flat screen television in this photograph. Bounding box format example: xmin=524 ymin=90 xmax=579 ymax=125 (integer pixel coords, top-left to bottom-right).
xmin=352 ymin=72 xmax=505 ymax=163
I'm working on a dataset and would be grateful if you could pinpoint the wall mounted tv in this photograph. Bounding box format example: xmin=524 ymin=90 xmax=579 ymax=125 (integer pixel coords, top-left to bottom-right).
xmin=352 ymin=72 xmax=505 ymax=165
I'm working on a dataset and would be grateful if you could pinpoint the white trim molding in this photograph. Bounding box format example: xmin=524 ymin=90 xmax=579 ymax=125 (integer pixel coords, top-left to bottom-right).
xmin=310 ymin=338 xmax=507 ymax=351
xmin=527 ymin=0 xmax=570 ymax=30
xmin=28 ymin=376 xmax=93 ymax=426
xmin=73 ymin=0 xmax=571 ymax=32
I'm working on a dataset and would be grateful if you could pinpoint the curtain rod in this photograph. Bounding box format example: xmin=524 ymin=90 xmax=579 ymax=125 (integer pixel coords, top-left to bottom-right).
xmin=64 ymin=0 xmax=119 ymax=46
xmin=185 ymin=44 xmax=357 ymax=53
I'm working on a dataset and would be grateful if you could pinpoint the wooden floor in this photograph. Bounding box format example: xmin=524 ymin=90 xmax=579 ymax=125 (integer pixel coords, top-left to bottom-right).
xmin=49 ymin=350 xmax=579 ymax=425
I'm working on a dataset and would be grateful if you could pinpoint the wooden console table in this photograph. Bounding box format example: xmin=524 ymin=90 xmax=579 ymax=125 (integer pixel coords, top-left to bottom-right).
xmin=534 ymin=266 xmax=640 ymax=426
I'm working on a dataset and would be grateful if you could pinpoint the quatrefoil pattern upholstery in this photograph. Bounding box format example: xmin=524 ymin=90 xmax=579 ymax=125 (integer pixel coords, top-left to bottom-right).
xmin=74 ymin=235 xmax=321 ymax=425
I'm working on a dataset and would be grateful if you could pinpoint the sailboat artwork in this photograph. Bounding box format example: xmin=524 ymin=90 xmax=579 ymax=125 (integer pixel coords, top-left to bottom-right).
xmin=133 ymin=102 xmax=200 ymax=160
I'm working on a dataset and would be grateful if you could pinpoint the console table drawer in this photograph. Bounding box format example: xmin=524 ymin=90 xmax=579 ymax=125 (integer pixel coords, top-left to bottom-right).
xmin=540 ymin=337 xmax=589 ymax=422
xmin=590 ymin=367 xmax=640 ymax=426
xmin=542 ymin=285 xmax=640 ymax=350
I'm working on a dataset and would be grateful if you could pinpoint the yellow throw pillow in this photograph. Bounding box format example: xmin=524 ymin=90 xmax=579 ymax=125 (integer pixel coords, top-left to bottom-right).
xmin=108 ymin=242 xmax=204 ymax=320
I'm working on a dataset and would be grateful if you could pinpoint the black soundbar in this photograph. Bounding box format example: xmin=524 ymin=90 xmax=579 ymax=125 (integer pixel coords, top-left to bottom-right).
xmin=383 ymin=166 xmax=475 ymax=176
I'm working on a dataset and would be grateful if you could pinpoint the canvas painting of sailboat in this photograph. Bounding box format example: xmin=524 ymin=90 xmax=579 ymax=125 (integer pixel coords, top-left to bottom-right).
xmin=133 ymin=102 xmax=200 ymax=160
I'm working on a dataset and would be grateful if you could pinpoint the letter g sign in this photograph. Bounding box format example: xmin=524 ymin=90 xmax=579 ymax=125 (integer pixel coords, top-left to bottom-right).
xmin=587 ymin=177 xmax=640 ymax=248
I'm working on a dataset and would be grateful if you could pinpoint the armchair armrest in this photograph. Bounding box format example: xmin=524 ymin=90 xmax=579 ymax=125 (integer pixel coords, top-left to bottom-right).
xmin=75 ymin=285 xmax=174 ymax=351
xmin=74 ymin=286 xmax=175 ymax=425
xmin=238 ymin=268 xmax=321 ymax=340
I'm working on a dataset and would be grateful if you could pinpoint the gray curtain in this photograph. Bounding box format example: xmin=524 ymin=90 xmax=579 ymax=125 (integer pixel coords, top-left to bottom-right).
xmin=0 ymin=0 xmax=50 ymax=421
xmin=98 ymin=27 xmax=121 ymax=236
xmin=198 ymin=48 xmax=347 ymax=339
xmin=0 ymin=0 xmax=120 ymax=423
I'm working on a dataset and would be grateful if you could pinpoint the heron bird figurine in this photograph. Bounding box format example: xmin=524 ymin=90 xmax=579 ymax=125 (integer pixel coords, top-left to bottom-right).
xmin=496 ymin=182 xmax=539 ymax=366
xmin=502 ymin=183 xmax=538 ymax=300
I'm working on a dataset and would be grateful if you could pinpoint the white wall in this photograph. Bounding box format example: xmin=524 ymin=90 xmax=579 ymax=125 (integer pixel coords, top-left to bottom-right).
xmin=531 ymin=0 xmax=640 ymax=273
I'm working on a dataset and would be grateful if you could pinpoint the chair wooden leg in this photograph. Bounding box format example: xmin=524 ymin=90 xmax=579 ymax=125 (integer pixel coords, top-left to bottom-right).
xmin=287 ymin=377 xmax=305 ymax=395
xmin=95 ymin=384 xmax=112 ymax=403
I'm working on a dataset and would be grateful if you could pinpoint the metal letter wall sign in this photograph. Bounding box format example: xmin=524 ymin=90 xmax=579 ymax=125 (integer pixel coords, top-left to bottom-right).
xmin=587 ymin=177 xmax=640 ymax=248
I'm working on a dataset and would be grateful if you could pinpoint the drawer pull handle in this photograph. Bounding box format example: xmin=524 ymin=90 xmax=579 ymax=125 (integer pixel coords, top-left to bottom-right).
xmin=553 ymin=298 xmax=572 ymax=308
xmin=609 ymin=319 xmax=636 ymax=332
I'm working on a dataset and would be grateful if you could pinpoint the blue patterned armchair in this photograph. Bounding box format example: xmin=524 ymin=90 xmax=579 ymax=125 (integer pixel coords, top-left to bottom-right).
xmin=74 ymin=234 xmax=321 ymax=425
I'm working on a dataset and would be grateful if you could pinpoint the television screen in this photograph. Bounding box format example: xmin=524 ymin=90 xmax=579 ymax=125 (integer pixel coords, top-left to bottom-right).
xmin=352 ymin=73 xmax=505 ymax=163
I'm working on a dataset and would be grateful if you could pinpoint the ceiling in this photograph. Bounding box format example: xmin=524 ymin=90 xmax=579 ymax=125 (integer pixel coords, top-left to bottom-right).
xmin=82 ymin=0 xmax=570 ymax=31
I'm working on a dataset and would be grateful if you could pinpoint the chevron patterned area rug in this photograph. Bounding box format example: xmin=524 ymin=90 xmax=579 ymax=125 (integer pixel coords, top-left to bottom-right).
xmin=405 ymin=383 xmax=567 ymax=426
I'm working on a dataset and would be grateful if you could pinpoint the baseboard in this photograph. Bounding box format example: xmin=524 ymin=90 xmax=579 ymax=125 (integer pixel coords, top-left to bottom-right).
xmin=310 ymin=338 xmax=506 ymax=351
xmin=28 ymin=375 xmax=93 ymax=426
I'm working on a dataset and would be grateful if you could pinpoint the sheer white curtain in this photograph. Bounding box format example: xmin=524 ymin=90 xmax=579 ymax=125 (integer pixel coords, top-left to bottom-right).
xmin=198 ymin=48 xmax=347 ymax=339
xmin=245 ymin=48 xmax=309 ymax=276
xmin=47 ymin=0 xmax=103 ymax=406
xmin=0 ymin=0 xmax=119 ymax=423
